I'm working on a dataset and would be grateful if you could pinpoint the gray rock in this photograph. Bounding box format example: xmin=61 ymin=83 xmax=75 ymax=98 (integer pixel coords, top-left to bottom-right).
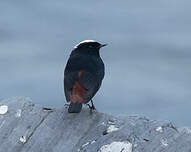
xmin=0 ymin=97 xmax=190 ymax=152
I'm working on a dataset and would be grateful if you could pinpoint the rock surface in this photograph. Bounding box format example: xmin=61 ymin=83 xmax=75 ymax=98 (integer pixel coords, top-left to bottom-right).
xmin=0 ymin=97 xmax=191 ymax=152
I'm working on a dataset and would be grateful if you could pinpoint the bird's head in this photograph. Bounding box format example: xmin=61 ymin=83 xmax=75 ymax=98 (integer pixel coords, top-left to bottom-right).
xmin=73 ymin=40 xmax=107 ymax=56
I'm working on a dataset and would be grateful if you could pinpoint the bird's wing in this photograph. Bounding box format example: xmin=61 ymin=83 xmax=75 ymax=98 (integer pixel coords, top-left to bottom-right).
xmin=79 ymin=71 xmax=102 ymax=102
xmin=64 ymin=71 xmax=77 ymax=102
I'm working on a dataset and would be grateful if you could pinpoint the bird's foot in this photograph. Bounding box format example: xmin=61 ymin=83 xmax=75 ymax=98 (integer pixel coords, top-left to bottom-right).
xmin=86 ymin=103 xmax=96 ymax=114
xmin=91 ymin=103 xmax=96 ymax=110
xmin=64 ymin=104 xmax=70 ymax=108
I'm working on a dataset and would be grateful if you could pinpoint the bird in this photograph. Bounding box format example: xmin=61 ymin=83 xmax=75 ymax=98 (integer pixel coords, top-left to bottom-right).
xmin=64 ymin=40 xmax=107 ymax=113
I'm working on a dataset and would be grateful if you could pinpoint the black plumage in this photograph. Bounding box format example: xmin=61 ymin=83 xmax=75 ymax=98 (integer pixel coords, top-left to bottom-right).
xmin=64 ymin=40 xmax=107 ymax=113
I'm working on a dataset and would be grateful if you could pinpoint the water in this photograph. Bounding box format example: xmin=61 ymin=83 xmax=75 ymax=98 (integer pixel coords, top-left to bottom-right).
xmin=0 ymin=0 xmax=191 ymax=126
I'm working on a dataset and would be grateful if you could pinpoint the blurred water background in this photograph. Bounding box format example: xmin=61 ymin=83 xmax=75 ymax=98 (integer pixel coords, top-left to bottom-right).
xmin=0 ymin=0 xmax=191 ymax=126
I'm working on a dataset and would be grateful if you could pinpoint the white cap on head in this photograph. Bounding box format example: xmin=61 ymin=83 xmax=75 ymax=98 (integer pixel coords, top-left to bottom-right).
xmin=74 ymin=40 xmax=96 ymax=48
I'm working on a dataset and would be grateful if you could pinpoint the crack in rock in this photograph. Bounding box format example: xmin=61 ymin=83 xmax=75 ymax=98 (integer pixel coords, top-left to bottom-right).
xmin=25 ymin=111 xmax=52 ymax=144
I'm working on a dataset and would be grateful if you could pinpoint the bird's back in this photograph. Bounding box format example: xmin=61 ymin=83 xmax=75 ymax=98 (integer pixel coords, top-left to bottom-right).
xmin=64 ymin=53 xmax=104 ymax=103
xmin=65 ymin=53 xmax=104 ymax=78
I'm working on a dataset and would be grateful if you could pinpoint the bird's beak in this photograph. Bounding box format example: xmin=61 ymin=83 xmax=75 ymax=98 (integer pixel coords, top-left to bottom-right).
xmin=100 ymin=44 xmax=108 ymax=48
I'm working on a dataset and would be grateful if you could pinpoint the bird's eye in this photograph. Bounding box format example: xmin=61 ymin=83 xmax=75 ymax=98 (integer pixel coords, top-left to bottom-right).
xmin=89 ymin=45 xmax=93 ymax=48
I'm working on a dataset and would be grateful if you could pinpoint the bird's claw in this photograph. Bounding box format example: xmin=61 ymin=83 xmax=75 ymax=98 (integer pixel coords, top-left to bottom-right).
xmin=86 ymin=103 xmax=96 ymax=114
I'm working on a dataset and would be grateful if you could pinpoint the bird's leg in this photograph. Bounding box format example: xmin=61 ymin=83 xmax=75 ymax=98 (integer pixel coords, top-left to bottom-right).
xmin=86 ymin=103 xmax=91 ymax=109
xmin=90 ymin=99 xmax=96 ymax=110
xmin=86 ymin=103 xmax=92 ymax=114
xmin=86 ymin=99 xmax=96 ymax=114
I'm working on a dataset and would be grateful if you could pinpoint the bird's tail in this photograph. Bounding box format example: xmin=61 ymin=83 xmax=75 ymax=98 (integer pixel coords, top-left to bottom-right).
xmin=68 ymin=102 xmax=82 ymax=113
